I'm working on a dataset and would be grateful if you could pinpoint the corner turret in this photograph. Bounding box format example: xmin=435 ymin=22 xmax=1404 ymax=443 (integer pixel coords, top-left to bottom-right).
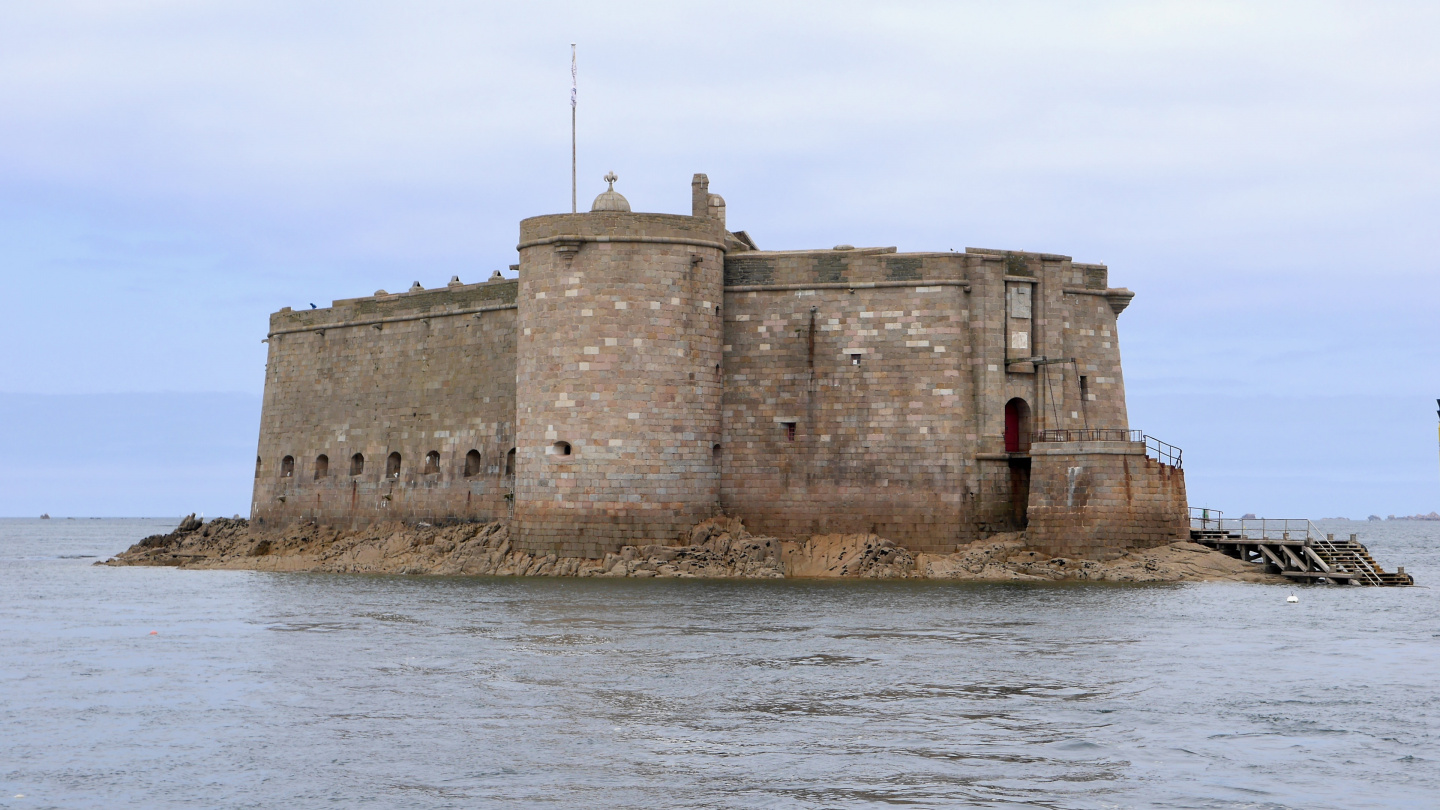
xmin=512 ymin=173 xmax=728 ymax=557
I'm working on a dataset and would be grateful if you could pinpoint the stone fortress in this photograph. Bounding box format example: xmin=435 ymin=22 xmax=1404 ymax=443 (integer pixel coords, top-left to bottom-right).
xmin=252 ymin=173 xmax=1188 ymax=561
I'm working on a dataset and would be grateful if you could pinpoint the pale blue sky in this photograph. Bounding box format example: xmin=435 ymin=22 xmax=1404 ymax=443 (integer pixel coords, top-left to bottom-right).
xmin=1 ymin=1 xmax=1437 ymax=517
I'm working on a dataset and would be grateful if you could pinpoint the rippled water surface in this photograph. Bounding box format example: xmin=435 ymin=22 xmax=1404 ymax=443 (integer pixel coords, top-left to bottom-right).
xmin=2 ymin=518 xmax=1438 ymax=808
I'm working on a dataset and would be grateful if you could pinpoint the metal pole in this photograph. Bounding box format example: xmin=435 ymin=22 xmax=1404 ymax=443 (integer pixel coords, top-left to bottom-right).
xmin=571 ymin=43 xmax=577 ymax=214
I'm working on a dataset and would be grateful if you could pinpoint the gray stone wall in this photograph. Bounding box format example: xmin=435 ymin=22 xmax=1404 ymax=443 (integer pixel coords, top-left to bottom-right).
xmin=1025 ymin=441 xmax=1189 ymax=559
xmin=718 ymin=246 xmax=1139 ymax=551
xmin=251 ymin=279 xmax=518 ymax=527
xmin=512 ymin=210 xmax=727 ymax=557
xmin=720 ymin=252 xmax=975 ymax=552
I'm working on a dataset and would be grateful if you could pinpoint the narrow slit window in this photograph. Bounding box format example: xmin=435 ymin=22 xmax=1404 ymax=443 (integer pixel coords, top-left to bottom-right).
xmin=505 ymin=448 xmax=516 ymax=477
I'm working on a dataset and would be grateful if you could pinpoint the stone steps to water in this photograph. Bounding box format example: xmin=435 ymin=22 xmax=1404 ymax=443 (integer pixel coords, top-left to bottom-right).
xmin=1188 ymin=512 xmax=1412 ymax=587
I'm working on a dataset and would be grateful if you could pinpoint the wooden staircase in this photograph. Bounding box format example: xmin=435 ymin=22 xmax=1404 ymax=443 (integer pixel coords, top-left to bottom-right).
xmin=1189 ymin=510 xmax=1413 ymax=586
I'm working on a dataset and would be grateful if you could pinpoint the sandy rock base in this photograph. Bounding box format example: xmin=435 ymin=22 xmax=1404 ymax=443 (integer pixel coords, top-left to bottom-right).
xmin=104 ymin=515 xmax=1284 ymax=584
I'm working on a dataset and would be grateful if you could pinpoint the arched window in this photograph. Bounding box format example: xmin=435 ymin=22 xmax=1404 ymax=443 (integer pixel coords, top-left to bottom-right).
xmin=1004 ymin=398 xmax=1032 ymax=453
xmin=350 ymin=453 xmax=365 ymax=476
xmin=314 ymin=454 xmax=329 ymax=479
xmin=423 ymin=451 xmax=440 ymax=475
xmin=464 ymin=449 xmax=482 ymax=477
xmin=386 ymin=452 xmax=402 ymax=479
xmin=551 ymin=441 xmax=571 ymax=457
xmin=280 ymin=455 xmax=295 ymax=477
xmin=505 ymin=448 xmax=516 ymax=477
xmin=712 ymin=443 xmax=722 ymax=462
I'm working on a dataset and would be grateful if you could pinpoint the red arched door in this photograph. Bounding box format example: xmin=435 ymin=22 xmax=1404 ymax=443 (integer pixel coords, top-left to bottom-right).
xmin=1004 ymin=398 xmax=1031 ymax=453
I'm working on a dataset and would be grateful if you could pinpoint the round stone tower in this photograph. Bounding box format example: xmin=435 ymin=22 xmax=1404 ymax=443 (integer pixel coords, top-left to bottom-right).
xmin=513 ymin=173 xmax=728 ymax=557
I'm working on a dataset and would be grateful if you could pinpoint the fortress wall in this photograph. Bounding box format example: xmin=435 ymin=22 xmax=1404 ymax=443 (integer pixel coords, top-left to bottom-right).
xmin=251 ymin=280 xmax=518 ymax=527
xmin=719 ymin=251 xmax=979 ymax=553
xmin=719 ymin=249 xmax=1137 ymax=550
xmin=1025 ymin=441 xmax=1189 ymax=559
xmin=244 ymin=181 xmax=1148 ymax=561
xmin=965 ymin=250 xmax=1129 ymax=437
xmin=1054 ymin=262 xmax=1129 ymax=432
xmin=514 ymin=212 xmax=726 ymax=557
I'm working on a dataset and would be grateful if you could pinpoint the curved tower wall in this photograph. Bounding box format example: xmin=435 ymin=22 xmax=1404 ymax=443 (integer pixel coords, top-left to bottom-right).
xmin=514 ymin=208 xmax=726 ymax=557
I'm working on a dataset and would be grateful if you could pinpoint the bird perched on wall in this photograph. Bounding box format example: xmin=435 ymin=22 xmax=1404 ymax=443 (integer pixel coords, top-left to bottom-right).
xmin=310 ymin=303 xmax=316 ymax=309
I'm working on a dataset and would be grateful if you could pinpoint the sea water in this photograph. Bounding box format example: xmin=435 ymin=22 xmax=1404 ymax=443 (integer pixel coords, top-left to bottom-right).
xmin=1 ymin=518 xmax=1437 ymax=809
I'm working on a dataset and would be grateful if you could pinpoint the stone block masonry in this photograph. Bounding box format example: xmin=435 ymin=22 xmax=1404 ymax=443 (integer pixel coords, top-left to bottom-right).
xmin=1025 ymin=441 xmax=1189 ymax=559
xmin=252 ymin=277 xmax=518 ymax=528
xmin=512 ymin=206 xmax=726 ymax=558
xmin=250 ymin=171 xmax=1183 ymax=560
xmin=720 ymin=245 xmax=1135 ymax=552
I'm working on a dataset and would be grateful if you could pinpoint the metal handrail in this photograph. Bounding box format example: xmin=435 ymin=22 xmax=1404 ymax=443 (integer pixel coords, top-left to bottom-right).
xmin=1187 ymin=511 xmax=1328 ymax=545
xmin=1144 ymin=435 xmax=1183 ymax=468
xmin=1190 ymin=507 xmax=1223 ymax=531
xmin=1033 ymin=428 xmax=1143 ymax=443
xmin=1032 ymin=429 xmax=1183 ymax=469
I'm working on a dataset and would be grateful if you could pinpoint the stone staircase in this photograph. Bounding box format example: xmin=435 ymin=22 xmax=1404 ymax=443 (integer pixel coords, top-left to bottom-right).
xmin=1189 ymin=510 xmax=1413 ymax=586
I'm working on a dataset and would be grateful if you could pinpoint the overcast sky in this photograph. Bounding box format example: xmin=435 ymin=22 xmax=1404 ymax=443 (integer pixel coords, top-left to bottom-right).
xmin=1 ymin=1 xmax=1437 ymax=517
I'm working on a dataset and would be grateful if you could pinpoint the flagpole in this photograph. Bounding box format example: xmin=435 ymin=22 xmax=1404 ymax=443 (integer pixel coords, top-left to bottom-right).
xmin=571 ymin=44 xmax=577 ymax=214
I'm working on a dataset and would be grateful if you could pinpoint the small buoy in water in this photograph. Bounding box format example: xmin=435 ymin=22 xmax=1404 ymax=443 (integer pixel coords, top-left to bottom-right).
xmin=149 ymin=630 xmax=158 ymax=635
xmin=1287 ymin=594 xmax=1299 ymax=603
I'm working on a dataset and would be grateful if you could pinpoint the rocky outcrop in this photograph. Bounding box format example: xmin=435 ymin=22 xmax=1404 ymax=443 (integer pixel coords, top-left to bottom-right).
xmin=914 ymin=535 xmax=1281 ymax=583
xmin=104 ymin=516 xmax=1284 ymax=584
xmin=781 ymin=533 xmax=918 ymax=578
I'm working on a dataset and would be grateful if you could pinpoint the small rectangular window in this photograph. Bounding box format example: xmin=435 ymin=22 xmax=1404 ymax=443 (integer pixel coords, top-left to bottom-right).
xmin=850 ymin=354 xmax=862 ymax=365
xmin=783 ymin=422 xmax=797 ymax=442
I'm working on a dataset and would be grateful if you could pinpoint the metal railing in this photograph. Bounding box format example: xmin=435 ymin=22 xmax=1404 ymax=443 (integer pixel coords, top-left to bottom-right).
xmin=1144 ymin=435 xmax=1183 ymax=468
xmin=1032 ymin=429 xmax=1182 ymax=469
xmin=1190 ymin=507 xmax=1224 ymax=531
xmin=1188 ymin=508 xmax=1324 ymax=544
xmin=1033 ymin=428 xmax=1143 ymax=444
